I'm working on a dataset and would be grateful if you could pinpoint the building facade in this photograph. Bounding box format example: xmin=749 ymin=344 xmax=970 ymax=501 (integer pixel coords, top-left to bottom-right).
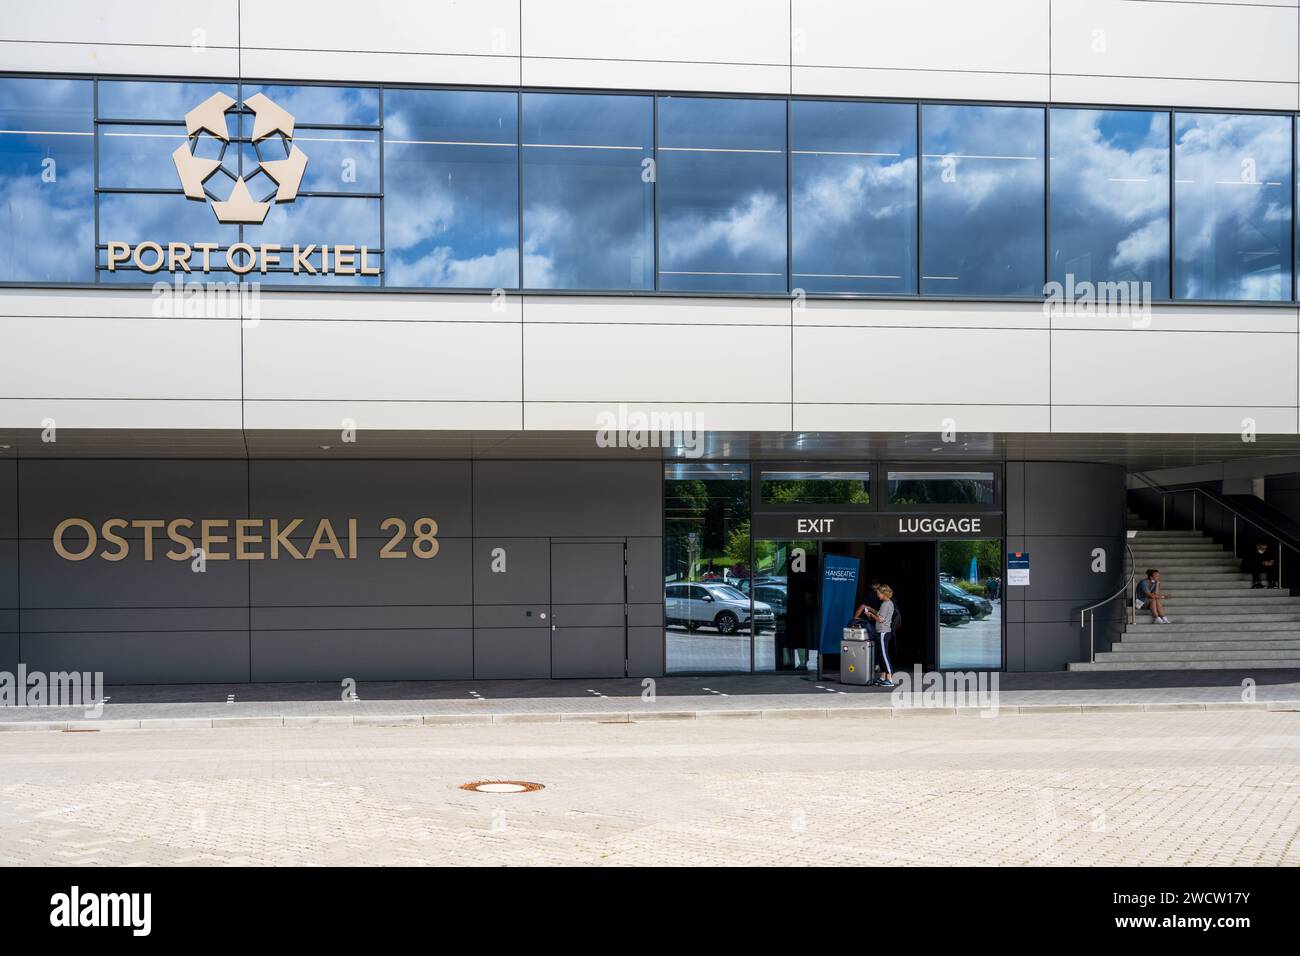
xmin=3 ymin=0 xmax=1300 ymax=683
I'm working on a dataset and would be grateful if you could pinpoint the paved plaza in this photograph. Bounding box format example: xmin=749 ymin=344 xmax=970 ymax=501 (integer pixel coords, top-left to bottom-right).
xmin=1 ymin=709 xmax=1297 ymax=866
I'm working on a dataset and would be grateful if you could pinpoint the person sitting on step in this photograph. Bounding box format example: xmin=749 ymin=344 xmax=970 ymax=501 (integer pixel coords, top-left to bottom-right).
xmin=1135 ymin=568 xmax=1169 ymax=624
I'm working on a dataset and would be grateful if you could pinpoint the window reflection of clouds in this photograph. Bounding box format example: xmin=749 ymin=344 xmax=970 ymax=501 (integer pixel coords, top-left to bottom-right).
xmin=658 ymin=96 xmax=787 ymax=293
xmin=0 ymin=77 xmax=94 ymax=282
xmin=383 ymin=88 xmax=518 ymax=289
xmin=922 ymin=104 xmax=1044 ymax=296
xmin=522 ymin=92 xmax=653 ymax=290
xmin=1175 ymin=112 xmax=1292 ymax=301
xmin=1050 ymin=109 xmax=1170 ymax=296
xmin=244 ymin=85 xmax=379 ymax=127
xmin=792 ymin=100 xmax=917 ymax=294
xmin=98 ymin=81 xmax=237 ymax=122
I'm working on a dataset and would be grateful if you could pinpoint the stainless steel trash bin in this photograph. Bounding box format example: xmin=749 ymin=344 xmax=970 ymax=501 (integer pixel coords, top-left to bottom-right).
xmin=840 ymin=626 xmax=874 ymax=685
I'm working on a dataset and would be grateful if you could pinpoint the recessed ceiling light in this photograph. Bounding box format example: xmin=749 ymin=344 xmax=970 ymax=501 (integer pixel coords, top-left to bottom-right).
xmin=319 ymin=444 xmax=332 ymax=450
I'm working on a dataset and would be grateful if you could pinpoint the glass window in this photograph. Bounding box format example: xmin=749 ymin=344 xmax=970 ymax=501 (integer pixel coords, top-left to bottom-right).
xmin=921 ymin=104 xmax=1044 ymax=296
xmin=663 ymin=463 xmax=752 ymax=672
xmin=383 ymin=88 xmax=518 ymax=289
xmin=0 ymin=77 xmax=94 ymax=283
xmin=1049 ymin=108 xmax=1170 ymax=298
xmin=938 ymin=540 xmax=1002 ymax=669
xmin=759 ymin=470 xmax=872 ymax=505
xmin=98 ymin=80 xmax=237 ymax=122
xmin=99 ymin=192 xmax=239 ymax=247
xmin=888 ymin=470 xmax=996 ymax=506
xmin=1174 ymin=112 xmax=1292 ymax=301
xmin=657 ymin=96 xmax=787 ymax=292
xmin=791 ymin=100 xmax=917 ymax=294
xmin=242 ymin=85 xmax=379 ymax=127
xmin=246 ymin=128 xmax=379 ymax=195
xmin=521 ymin=92 xmax=653 ymax=290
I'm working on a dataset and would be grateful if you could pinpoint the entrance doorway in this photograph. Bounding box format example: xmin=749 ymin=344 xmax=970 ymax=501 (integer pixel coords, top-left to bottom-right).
xmin=754 ymin=537 xmax=1004 ymax=678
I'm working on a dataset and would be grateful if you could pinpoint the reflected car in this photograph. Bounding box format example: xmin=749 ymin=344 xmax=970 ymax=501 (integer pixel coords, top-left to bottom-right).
xmin=752 ymin=583 xmax=787 ymax=620
xmin=736 ymin=576 xmax=785 ymax=594
xmin=939 ymin=602 xmax=971 ymax=627
xmin=939 ymin=581 xmax=993 ymax=619
xmin=664 ymin=582 xmax=775 ymax=635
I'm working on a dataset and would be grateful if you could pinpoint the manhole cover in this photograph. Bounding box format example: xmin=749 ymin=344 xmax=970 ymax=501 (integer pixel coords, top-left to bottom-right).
xmin=460 ymin=780 xmax=544 ymax=794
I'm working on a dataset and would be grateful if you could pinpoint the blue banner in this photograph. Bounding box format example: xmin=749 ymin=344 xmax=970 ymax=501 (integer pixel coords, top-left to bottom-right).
xmin=818 ymin=554 xmax=861 ymax=654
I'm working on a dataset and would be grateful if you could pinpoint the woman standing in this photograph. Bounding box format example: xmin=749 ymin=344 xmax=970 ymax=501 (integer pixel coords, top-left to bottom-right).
xmin=866 ymin=584 xmax=896 ymax=687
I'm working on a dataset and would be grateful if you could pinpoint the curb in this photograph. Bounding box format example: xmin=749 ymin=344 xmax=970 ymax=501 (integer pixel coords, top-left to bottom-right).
xmin=0 ymin=699 xmax=1297 ymax=732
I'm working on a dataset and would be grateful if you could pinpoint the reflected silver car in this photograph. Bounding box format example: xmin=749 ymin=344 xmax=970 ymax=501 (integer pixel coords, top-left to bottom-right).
xmin=665 ymin=582 xmax=775 ymax=635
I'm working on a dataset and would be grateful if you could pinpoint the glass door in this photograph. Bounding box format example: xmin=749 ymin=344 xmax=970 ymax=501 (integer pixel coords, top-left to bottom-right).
xmin=937 ymin=540 xmax=1003 ymax=669
xmin=752 ymin=538 xmax=819 ymax=672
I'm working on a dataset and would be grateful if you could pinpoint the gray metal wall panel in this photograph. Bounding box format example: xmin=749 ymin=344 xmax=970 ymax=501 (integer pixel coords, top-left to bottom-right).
xmin=473 ymin=604 xmax=550 ymax=628
xmin=473 ymin=628 xmax=550 ymax=679
xmin=625 ymin=536 xmax=662 ymax=604
xmin=0 ymin=633 xmax=15 ymax=676
xmin=20 ymin=539 xmax=249 ymax=608
xmin=250 ymin=629 xmax=473 ymax=681
xmin=472 ymin=537 xmax=549 ymax=604
xmin=473 ymin=461 xmax=660 ymax=537
xmin=250 ymin=460 xmax=473 ymax=538
xmin=551 ymin=540 xmax=624 ymax=603
xmin=0 ymin=539 xmax=16 ymax=608
xmin=552 ymin=627 xmax=624 ymax=678
xmin=627 ymin=603 xmax=662 ymax=627
xmin=552 ymin=604 xmax=624 ymax=627
xmin=19 ymin=460 xmax=249 ymax=538
xmin=22 ymin=607 xmax=250 ymax=632
xmin=1009 ymin=461 xmax=1126 ymax=671
xmin=0 ymin=457 xmax=15 ymax=539
xmin=250 ymin=605 xmax=472 ymax=630
xmin=248 ymin=536 xmax=472 ymax=606
xmin=22 ymin=632 xmax=249 ymax=684
xmin=627 ymin=626 xmax=664 ymax=677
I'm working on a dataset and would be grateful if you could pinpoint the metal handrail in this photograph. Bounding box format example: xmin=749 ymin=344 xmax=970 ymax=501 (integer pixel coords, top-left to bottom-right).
xmin=1078 ymin=541 xmax=1137 ymax=662
xmin=1129 ymin=478 xmax=1300 ymax=583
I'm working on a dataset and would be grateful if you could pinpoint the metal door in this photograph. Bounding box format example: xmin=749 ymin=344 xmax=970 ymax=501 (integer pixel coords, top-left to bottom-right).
xmin=550 ymin=540 xmax=626 ymax=678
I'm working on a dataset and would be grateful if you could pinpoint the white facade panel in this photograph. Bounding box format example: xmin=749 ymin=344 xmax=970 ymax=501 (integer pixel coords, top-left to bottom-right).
xmin=792 ymin=65 xmax=1050 ymax=103
xmin=1 ymin=1 xmax=239 ymax=47
xmin=241 ymin=0 xmax=520 ymax=57
xmin=1052 ymin=405 xmax=1298 ymax=435
xmin=238 ymin=48 xmax=519 ymax=87
xmin=523 ymin=322 xmax=791 ymax=403
xmin=524 ymin=401 xmax=792 ymax=432
xmin=1052 ymin=0 xmax=1299 ymax=96
xmin=793 ymin=0 xmax=1049 ymax=76
xmin=522 ymin=296 xmax=789 ymax=327
xmin=242 ymin=320 xmax=522 ymax=401
xmin=0 ymin=399 xmax=242 ymax=430
xmin=801 ymin=300 xmax=1047 ymax=331
xmin=1049 ymin=73 xmax=1299 ymax=113
xmin=521 ymin=0 xmax=789 ymax=68
xmin=244 ymin=400 xmax=522 ymax=431
xmin=521 ymin=58 xmax=790 ymax=95
xmin=794 ymin=403 xmax=1052 ymax=434
xmin=792 ymin=327 xmax=1050 ymax=405
xmin=0 ymin=40 xmax=240 ymax=78
xmin=1050 ymin=330 xmax=1297 ymax=407
xmin=0 ymin=317 xmax=240 ymax=400
xmin=257 ymin=292 xmax=521 ymax=324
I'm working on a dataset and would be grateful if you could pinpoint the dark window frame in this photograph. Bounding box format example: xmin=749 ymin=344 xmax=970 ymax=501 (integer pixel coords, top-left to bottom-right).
xmin=0 ymin=69 xmax=1296 ymax=305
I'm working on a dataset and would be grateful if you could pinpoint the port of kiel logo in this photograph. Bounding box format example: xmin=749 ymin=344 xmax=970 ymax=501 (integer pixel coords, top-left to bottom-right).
xmin=171 ymin=91 xmax=307 ymax=225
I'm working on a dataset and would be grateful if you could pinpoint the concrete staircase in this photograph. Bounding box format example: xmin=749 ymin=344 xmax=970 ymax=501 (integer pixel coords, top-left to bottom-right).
xmin=1068 ymin=511 xmax=1300 ymax=671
